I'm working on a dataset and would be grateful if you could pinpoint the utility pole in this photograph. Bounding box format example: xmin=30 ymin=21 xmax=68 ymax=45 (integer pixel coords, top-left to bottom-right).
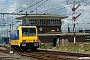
xmin=2 ymin=14 xmax=5 ymax=25
xmin=82 ymin=23 xmax=85 ymax=33
xmin=72 ymin=0 xmax=81 ymax=46
xmin=7 ymin=29 xmax=8 ymax=38
xmin=10 ymin=24 xmax=12 ymax=32
xmin=12 ymin=22 xmax=13 ymax=30
xmin=9 ymin=24 xmax=13 ymax=54
xmin=36 ymin=1 xmax=38 ymax=14
xmin=72 ymin=1 xmax=76 ymax=46
xmin=25 ymin=11 xmax=29 ymax=26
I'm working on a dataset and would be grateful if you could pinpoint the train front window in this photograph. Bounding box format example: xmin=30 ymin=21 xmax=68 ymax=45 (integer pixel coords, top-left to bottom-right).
xmin=22 ymin=28 xmax=36 ymax=36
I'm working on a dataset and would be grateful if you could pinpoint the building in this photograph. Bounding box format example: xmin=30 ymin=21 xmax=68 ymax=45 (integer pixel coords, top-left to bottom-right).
xmin=16 ymin=14 xmax=85 ymax=46
xmin=79 ymin=30 xmax=90 ymax=42
xmin=0 ymin=37 xmax=9 ymax=44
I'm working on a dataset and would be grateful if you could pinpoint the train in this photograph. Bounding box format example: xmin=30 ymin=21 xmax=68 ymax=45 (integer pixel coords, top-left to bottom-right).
xmin=10 ymin=26 xmax=39 ymax=51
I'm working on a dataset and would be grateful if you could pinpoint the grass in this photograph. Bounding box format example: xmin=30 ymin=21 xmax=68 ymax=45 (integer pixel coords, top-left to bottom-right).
xmin=40 ymin=44 xmax=53 ymax=49
xmin=40 ymin=43 xmax=90 ymax=53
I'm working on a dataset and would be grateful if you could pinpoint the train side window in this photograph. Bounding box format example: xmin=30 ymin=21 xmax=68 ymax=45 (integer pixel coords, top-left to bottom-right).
xmin=17 ymin=30 xmax=19 ymax=39
xmin=17 ymin=30 xmax=19 ymax=34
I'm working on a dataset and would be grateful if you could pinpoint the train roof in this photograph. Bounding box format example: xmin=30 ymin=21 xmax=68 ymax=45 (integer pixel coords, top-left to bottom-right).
xmin=15 ymin=14 xmax=68 ymax=20
xmin=19 ymin=26 xmax=36 ymax=28
xmin=16 ymin=26 xmax=37 ymax=30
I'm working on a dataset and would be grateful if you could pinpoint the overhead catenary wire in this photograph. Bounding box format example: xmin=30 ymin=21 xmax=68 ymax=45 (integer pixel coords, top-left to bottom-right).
xmin=0 ymin=0 xmax=45 ymax=35
xmin=0 ymin=2 xmax=27 ymax=22
xmin=14 ymin=0 xmax=28 ymax=13
xmin=0 ymin=0 xmax=48 ymax=24
xmin=39 ymin=0 xmax=88 ymax=14
xmin=0 ymin=0 xmax=48 ymax=35
xmin=0 ymin=21 xmax=21 ymax=33
xmin=0 ymin=0 xmax=45 ymax=25
xmin=32 ymin=0 xmax=48 ymax=14
xmin=21 ymin=0 xmax=44 ymax=12
xmin=48 ymin=5 xmax=71 ymax=13
xmin=49 ymin=0 xmax=88 ymax=13
xmin=39 ymin=5 xmax=65 ymax=13
xmin=0 ymin=0 xmax=29 ymax=25
xmin=0 ymin=13 xmax=26 ymax=25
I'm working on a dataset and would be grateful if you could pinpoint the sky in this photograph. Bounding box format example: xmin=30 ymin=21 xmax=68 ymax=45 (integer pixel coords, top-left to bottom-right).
xmin=0 ymin=0 xmax=90 ymax=36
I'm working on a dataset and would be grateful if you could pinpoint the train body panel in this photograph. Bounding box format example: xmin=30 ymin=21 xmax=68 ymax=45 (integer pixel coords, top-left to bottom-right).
xmin=22 ymin=36 xmax=38 ymax=42
xmin=10 ymin=26 xmax=39 ymax=51
xmin=10 ymin=40 xmax=19 ymax=45
xmin=10 ymin=30 xmax=20 ymax=46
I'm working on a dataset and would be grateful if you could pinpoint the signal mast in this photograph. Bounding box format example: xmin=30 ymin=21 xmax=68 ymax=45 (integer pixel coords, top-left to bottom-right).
xmin=72 ymin=2 xmax=81 ymax=46
xmin=66 ymin=0 xmax=84 ymax=46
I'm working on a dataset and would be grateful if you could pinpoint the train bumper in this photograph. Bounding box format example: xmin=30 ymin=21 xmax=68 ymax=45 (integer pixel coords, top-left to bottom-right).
xmin=20 ymin=42 xmax=39 ymax=48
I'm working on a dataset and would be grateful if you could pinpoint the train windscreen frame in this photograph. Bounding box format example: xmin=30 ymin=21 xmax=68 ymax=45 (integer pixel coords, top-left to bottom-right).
xmin=22 ymin=28 xmax=36 ymax=36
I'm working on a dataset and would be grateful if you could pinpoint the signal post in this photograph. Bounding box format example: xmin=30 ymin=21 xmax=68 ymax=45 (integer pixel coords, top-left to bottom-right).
xmin=72 ymin=3 xmax=81 ymax=46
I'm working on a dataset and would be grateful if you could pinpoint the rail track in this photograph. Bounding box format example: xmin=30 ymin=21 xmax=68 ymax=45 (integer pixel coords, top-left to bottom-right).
xmin=15 ymin=50 xmax=90 ymax=60
xmin=0 ymin=44 xmax=90 ymax=60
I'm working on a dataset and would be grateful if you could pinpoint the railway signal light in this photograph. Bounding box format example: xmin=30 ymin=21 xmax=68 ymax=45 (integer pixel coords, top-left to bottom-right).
xmin=72 ymin=4 xmax=81 ymax=12
xmin=72 ymin=13 xmax=81 ymax=21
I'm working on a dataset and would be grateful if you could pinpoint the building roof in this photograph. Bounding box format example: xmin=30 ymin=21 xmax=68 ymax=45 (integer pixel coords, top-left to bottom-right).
xmin=15 ymin=14 xmax=68 ymax=20
xmin=38 ymin=33 xmax=66 ymax=36
xmin=66 ymin=33 xmax=86 ymax=36
xmin=38 ymin=32 xmax=86 ymax=36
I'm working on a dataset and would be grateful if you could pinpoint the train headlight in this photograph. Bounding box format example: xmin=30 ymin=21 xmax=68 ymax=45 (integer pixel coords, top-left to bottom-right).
xmin=22 ymin=43 xmax=26 ymax=46
xmin=22 ymin=40 xmax=26 ymax=46
xmin=34 ymin=43 xmax=38 ymax=46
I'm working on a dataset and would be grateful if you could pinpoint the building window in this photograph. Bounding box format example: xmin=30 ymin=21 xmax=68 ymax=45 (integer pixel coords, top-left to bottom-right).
xmin=48 ymin=19 xmax=61 ymax=26
xmin=22 ymin=19 xmax=62 ymax=26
